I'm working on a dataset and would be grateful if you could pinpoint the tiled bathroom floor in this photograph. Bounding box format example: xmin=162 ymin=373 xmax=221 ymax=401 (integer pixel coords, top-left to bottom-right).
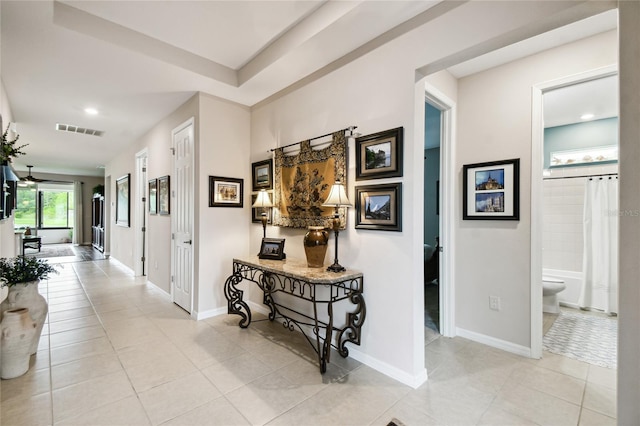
xmin=1 ymin=259 xmax=617 ymax=425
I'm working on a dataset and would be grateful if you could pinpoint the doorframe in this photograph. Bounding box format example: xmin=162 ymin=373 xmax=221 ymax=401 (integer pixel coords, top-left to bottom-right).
xmin=134 ymin=148 xmax=148 ymax=276
xmin=530 ymin=64 xmax=617 ymax=358
xmin=425 ymin=83 xmax=456 ymax=337
xmin=170 ymin=117 xmax=195 ymax=313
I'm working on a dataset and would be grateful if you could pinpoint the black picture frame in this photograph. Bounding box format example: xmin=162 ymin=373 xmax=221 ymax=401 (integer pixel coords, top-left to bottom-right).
xmin=209 ymin=176 xmax=243 ymax=207
xmin=148 ymin=178 xmax=157 ymax=215
xmin=355 ymin=183 xmax=402 ymax=231
xmin=252 ymin=159 xmax=273 ymax=191
xmin=116 ymin=174 xmax=130 ymax=227
xmin=251 ymin=193 xmax=273 ymax=224
xmin=463 ymin=158 xmax=520 ymax=220
xmin=158 ymin=175 xmax=170 ymax=215
xmin=355 ymin=127 xmax=403 ymax=180
xmin=258 ymin=238 xmax=286 ymax=260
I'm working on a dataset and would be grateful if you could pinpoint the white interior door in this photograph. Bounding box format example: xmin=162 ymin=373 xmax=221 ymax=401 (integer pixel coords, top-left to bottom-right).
xmin=171 ymin=118 xmax=194 ymax=313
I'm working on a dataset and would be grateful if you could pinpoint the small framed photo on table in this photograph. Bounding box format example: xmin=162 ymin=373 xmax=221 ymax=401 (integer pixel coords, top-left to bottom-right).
xmin=209 ymin=176 xmax=244 ymax=208
xmin=258 ymin=238 xmax=286 ymax=260
xmin=462 ymin=158 xmax=520 ymax=220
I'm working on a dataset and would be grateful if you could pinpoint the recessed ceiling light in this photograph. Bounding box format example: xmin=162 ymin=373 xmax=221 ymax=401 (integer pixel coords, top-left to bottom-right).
xmin=84 ymin=107 xmax=99 ymax=115
xmin=580 ymin=113 xmax=594 ymax=120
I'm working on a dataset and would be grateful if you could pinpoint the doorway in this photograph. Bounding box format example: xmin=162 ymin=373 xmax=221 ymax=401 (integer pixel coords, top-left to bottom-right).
xmin=424 ymin=101 xmax=441 ymax=335
xmin=424 ymin=83 xmax=455 ymax=338
xmin=531 ymin=65 xmax=618 ymax=358
xmin=135 ymin=149 xmax=148 ymax=276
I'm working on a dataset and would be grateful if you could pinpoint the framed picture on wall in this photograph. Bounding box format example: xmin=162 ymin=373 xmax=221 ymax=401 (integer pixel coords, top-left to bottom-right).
xmin=209 ymin=176 xmax=243 ymax=207
xmin=116 ymin=174 xmax=130 ymax=227
xmin=463 ymin=158 xmax=520 ymax=220
xmin=158 ymin=175 xmax=170 ymax=215
xmin=252 ymin=159 xmax=273 ymax=191
xmin=355 ymin=127 xmax=403 ymax=180
xmin=148 ymin=178 xmax=158 ymax=215
xmin=355 ymin=183 xmax=402 ymax=231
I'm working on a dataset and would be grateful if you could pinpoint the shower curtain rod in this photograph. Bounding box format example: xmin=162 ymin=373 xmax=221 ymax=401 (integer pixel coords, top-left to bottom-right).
xmin=269 ymin=126 xmax=358 ymax=152
xmin=543 ymin=172 xmax=618 ymax=180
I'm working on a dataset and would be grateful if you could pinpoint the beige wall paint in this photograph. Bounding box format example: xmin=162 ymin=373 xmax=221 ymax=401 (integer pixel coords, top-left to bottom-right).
xmin=106 ymin=94 xmax=199 ymax=291
xmin=195 ymin=93 xmax=251 ymax=317
xmin=250 ymin=4 xmax=617 ymax=384
xmin=0 ymin=78 xmax=17 ymax=258
xmin=454 ymin=30 xmax=616 ymax=348
xmin=617 ymin=1 xmax=640 ymax=423
xmin=105 ymin=92 xmax=251 ymax=316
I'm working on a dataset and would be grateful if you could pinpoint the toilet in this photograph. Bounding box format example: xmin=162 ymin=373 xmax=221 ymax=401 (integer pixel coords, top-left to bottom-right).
xmin=543 ymin=276 xmax=566 ymax=314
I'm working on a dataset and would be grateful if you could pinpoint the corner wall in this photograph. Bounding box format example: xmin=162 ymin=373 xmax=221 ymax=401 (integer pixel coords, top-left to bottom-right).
xmin=249 ymin=0 xmax=605 ymax=384
xmin=105 ymin=94 xmax=199 ymax=291
xmin=0 ymin=78 xmax=16 ymax=258
xmin=454 ymin=30 xmax=616 ymax=348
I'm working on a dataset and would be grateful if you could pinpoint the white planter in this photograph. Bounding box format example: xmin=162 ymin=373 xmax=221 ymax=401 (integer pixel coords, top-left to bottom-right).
xmin=1 ymin=308 xmax=37 ymax=379
xmin=0 ymin=281 xmax=48 ymax=355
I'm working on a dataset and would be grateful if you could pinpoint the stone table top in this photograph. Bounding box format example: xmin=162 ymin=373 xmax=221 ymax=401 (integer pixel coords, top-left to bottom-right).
xmin=233 ymin=256 xmax=362 ymax=284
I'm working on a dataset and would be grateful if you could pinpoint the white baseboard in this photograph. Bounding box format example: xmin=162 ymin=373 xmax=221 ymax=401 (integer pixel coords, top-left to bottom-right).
xmin=146 ymin=280 xmax=171 ymax=298
xmin=194 ymin=306 xmax=227 ymax=320
xmin=456 ymin=327 xmax=532 ymax=358
xmin=245 ymin=301 xmax=427 ymax=388
xmin=348 ymin=347 xmax=428 ymax=389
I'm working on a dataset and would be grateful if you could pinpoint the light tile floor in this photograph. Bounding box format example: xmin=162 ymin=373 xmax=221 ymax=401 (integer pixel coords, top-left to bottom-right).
xmin=0 ymin=259 xmax=617 ymax=425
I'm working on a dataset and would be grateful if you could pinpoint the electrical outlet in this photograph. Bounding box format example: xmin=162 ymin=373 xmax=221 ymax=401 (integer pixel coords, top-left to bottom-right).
xmin=489 ymin=296 xmax=501 ymax=311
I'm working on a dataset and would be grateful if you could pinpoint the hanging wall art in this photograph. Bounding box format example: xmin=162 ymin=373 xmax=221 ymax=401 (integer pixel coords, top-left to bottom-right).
xmin=273 ymin=130 xmax=347 ymax=229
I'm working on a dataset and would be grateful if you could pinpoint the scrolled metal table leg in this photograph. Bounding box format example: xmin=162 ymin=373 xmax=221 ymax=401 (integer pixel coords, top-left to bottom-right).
xmin=224 ymin=271 xmax=251 ymax=328
xmin=337 ymin=291 xmax=366 ymax=357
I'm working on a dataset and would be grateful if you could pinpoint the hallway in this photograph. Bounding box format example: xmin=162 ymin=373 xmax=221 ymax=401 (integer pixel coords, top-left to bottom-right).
xmin=0 ymin=259 xmax=617 ymax=425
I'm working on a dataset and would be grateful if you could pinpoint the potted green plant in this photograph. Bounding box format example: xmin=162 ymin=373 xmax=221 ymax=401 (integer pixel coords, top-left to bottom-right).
xmin=0 ymin=123 xmax=28 ymax=164
xmin=0 ymin=256 xmax=58 ymax=355
xmin=92 ymin=184 xmax=104 ymax=196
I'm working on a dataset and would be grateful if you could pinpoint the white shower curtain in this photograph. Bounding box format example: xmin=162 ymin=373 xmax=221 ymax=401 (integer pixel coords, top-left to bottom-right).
xmin=580 ymin=177 xmax=618 ymax=314
xmin=73 ymin=181 xmax=83 ymax=245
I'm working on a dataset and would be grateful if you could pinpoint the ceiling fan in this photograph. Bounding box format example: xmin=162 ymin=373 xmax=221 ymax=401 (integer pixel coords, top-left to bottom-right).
xmin=17 ymin=165 xmax=46 ymax=187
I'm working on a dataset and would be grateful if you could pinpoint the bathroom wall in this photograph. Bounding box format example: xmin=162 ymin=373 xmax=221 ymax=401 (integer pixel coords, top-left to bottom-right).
xmin=542 ymin=116 xmax=619 ymax=274
xmin=542 ymin=161 xmax=618 ymax=306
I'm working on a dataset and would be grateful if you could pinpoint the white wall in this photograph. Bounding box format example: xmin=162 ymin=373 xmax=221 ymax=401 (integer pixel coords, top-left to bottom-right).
xmin=454 ymin=30 xmax=616 ymax=349
xmin=106 ymin=94 xmax=199 ymax=289
xmin=195 ymin=93 xmax=251 ymax=318
xmin=0 ymin=78 xmax=16 ymax=258
xmin=105 ymin=92 xmax=251 ymax=316
xmin=250 ymin=1 xmax=606 ymax=384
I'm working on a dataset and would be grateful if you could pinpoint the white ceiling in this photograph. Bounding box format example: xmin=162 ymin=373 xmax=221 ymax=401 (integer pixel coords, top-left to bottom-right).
xmin=1 ymin=1 xmax=617 ymax=177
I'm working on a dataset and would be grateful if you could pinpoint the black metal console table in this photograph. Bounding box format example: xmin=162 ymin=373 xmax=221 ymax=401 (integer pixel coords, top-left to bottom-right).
xmin=223 ymin=256 xmax=366 ymax=373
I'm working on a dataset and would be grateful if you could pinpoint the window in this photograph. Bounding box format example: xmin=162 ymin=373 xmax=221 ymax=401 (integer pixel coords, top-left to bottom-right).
xmin=39 ymin=188 xmax=74 ymax=228
xmin=15 ymin=187 xmax=37 ymax=228
xmin=14 ymin=183 xmax=74 ymax=229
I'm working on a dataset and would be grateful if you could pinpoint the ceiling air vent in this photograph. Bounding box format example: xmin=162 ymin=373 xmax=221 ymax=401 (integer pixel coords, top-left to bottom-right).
xmin=56 ymin=123 xmax=104 ymax=137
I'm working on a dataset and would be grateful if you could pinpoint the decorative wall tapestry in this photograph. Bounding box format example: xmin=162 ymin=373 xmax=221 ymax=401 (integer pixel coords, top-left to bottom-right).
xmin=273 ymin=130 xmax=347 ymax=229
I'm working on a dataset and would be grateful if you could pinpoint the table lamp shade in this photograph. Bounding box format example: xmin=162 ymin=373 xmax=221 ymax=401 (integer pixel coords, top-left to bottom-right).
xmin=252 ymin=190 xmax=273 ymax=208
xmin=322 ymin=181 xmax=351 ymax=207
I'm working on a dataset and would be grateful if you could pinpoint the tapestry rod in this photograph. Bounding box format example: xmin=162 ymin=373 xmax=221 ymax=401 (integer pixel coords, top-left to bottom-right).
xmin=269 ymin=125 xmax=358 ymax=152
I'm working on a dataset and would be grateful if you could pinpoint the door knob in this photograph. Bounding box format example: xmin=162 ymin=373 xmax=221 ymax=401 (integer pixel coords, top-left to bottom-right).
xmin=183 ymin=240 xmax=192 ymax=244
